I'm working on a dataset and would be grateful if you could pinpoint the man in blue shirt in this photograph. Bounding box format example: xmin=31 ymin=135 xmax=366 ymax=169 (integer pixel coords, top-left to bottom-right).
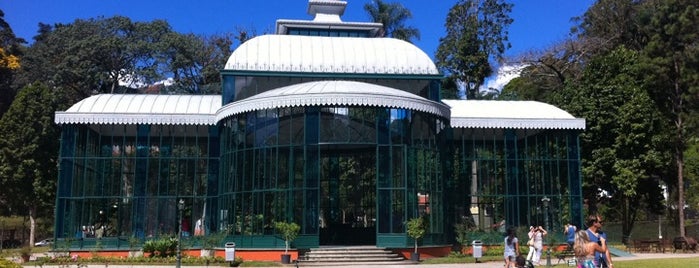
xmin=585 ymin=214 xmax=613 ymax=268
xmin=564 ymin=223 xmax=576 ymax=250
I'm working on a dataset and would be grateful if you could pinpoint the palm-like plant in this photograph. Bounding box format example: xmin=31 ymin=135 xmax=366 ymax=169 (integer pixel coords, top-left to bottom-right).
xmin=363 ymin=0 xmax=420 ymax=42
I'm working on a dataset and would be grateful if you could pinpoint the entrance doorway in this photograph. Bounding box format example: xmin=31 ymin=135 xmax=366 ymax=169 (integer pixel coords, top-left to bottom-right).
xmin=319 ymin=146 xmax=376 ymax=245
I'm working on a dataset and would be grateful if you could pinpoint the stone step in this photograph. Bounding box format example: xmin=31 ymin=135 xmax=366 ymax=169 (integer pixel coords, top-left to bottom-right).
xmin=297 ymin=246 xmax=409 ymax=265
xmin=297 ymin=260 xmax=418 ymax=266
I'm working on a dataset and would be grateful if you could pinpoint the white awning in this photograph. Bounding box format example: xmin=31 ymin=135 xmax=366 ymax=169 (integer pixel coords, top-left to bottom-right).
xmin=442 ymin=99 xmax=585 ymax=130
xmin=216 ymin=80 xmax=450 ymax=121
xmin=55 ymin=94 xmax=221 ymax=125
xmin=224 ymin=35 xmax=439 ymax=75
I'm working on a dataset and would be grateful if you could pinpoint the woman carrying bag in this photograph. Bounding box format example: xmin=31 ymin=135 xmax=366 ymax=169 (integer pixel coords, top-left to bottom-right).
xmin=526 ymin=226 xmax=547 ymax=266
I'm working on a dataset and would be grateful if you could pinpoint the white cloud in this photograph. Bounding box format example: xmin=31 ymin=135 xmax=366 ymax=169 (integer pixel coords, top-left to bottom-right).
xmin=479 ymin=64 xmax=528 ymax=93
xmin=118 ymin=71 xmax=174 ymax=88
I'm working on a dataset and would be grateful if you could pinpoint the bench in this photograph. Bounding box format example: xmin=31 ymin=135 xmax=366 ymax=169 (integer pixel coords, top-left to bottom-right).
xmin=555 ymin=250 xmax=576 ymax=266
xmin=630 ymin=239 xmax=652 ymax=252
xmin=673 ymin=236 xmax=698 ymax=253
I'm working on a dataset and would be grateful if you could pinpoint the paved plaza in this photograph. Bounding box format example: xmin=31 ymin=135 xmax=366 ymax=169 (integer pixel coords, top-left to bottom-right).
xmin=13 ymin=252 xmax=697 ymax=268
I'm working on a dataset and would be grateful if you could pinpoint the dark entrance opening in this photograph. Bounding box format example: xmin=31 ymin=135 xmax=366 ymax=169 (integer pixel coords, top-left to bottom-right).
xmin=319 ymin=146 xmax=376 ymax=245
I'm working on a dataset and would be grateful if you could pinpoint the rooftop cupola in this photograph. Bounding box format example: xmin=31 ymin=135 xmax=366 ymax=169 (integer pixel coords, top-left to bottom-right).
xmin=276 ymin=0 xmax=382 ymax=37
xmin=308 ymin=0 xmax=346 ymax=23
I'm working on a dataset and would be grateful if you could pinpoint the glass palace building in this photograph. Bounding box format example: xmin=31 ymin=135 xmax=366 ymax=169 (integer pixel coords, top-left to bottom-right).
xmin=53 ymin=0 xmax=585 ymax=252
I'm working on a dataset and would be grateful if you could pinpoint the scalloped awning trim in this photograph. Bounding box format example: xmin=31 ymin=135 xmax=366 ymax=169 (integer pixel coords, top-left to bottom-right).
xmin=216 ymin=80 xmax=451 ymax=121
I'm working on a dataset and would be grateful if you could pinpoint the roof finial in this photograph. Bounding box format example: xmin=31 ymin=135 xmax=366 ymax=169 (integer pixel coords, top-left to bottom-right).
xmin=307 ymin=0 xmax=347 ymax=22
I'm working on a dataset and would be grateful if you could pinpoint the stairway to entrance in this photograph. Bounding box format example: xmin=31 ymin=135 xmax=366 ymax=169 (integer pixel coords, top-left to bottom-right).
xmin=296 ymin=246 xmax=415 ymax=266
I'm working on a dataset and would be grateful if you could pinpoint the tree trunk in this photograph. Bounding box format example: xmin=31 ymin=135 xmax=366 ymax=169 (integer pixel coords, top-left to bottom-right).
xmin=673 ymin=60 xmax=685 ymax=238
xmin=621 ymin=196 xmax=636 ymax=245
xmin=29 ymin=206 xmax=36 ymax=248
xmin=677 ymin=147 xmax=685 ymax=237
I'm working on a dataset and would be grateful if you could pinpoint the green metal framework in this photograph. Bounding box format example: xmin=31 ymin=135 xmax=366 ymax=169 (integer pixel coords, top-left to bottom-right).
xmin=53 ymin=114 xmax=583 ymax=250
xmin=55 ymin=124 xmax=219 ymax=249
xmin=446 ymin=128 xmax=584 ymax=241
xmin=218 ymin=105 xmax=448 ymax=248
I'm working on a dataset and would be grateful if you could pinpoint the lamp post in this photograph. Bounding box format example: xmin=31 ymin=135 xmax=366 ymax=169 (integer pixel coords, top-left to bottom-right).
xmin=177 ymin=199 xmax=184 ymax=268
xmin=541 ymin=196 xmax=551 ymax=268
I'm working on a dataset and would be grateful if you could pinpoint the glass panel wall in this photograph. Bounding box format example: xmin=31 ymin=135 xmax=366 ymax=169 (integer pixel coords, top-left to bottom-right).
xmin=448 ymin=128 xmax=583 ymax=243
xmin=55 ymin=124 xmax=218 ymax=249
xmin=220 ymin=75 xmax=440 ymax=105
xmin=219 ymin=106 xmax=448 ymax=248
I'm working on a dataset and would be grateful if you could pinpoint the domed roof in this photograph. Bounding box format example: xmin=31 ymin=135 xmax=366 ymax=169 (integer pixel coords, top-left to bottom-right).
xmin=224 ymin=35 xmax=440 ymax=75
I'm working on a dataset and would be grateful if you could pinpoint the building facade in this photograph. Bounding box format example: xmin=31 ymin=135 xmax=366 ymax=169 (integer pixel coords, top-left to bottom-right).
xmin=53 ymin=0 xmax=584 ymax=253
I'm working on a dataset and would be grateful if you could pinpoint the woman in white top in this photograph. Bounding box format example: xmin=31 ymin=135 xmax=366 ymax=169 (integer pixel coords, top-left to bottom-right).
xmin=503 ymin=227 xmax=520 ymax=268
xmin=526 ymin=226 xmax=547 ymax=265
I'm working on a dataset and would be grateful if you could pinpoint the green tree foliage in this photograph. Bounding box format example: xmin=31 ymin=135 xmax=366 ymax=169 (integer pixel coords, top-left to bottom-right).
xmin=572 ymin=0 xmax=646 ymax=52
xmin=635 ymin=0 xmax=699 ymax=237
xmin=518 ymin=0 xmax=699 ymax=239
xmin=560 ymin=47 xmax=669 ymax=243
xmin=16 ymin=16 xmax=173 ymax=102
xmin=159 ymin=32 xmax=233 ymax=94
xmin=435 ymin=0 xmax=513 ymax=99
xmin=0 ymin=83 xmax=60 ymax=245
xmin=0 ymin=9 xmax=25 ymax=117
xmin=504 ymin=39 xmax=587 ymax=103
xmin=684 ymin=139 xmax=699 ymax=212
xmin=15 ymin=16 xmax=231 ymax=102
xmin=363 ymin=0 xmax=420 ymax=43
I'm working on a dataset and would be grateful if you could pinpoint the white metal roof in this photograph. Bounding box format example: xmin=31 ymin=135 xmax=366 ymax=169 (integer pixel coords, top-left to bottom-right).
xmin=55 ymin=94 xmax=221 ymax=125
xmin=216 ymin=80 xmax=451 ymax=121
xmin=55 ymin=95 xmax=584 ymax=130
xmin=224 ymin=35 xmax=439 ymax=75
xmin=442 ymin=99 xmax=585 ymax=129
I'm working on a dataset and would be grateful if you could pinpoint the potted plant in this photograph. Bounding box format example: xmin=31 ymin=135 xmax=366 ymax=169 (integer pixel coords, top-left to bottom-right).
xmin=200 ymin=232 xmax=225 ymax=257
xmin=19 ymin=246 xmax=32 ymax=263
xmin=128 ymin=236 xmax=143 ymax=257
xmin=274 ymin=220 xmax=300 ymax=264
xmin=406 ymin=217 xmax=426 ymax=261
xmin=454 ymin=221 xmax=471 ymax=254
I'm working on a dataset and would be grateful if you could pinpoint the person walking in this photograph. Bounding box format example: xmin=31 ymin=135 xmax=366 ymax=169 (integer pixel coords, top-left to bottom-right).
xmin=574 ymin=229 xmax=607 ymax=268
xmin=585 ymin=214 xmax=613 ymax=268
xmin=526 ymin=225 xmax=547 ymax=265
xmin=504 ymin=227 xmax=520 ymax=268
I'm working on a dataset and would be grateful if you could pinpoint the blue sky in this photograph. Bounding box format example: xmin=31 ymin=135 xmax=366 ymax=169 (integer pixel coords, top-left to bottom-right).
xmin=2 ymin=0 xmax=595 ymax=92
xmin=3 ymin=0 xmax=594 ymax=58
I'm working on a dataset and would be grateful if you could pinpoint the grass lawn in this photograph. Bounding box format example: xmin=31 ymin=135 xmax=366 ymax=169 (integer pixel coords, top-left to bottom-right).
xmin=422 ymin=255 xmax=699 ymax=267
xmin=612 ymin=257 xmax=699 ymax=268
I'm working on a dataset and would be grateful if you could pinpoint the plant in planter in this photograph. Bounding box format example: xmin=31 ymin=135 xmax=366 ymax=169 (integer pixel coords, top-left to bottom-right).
xmin=406 ymin=217 xmax=426 ymax=261
xmin=128 ymin=236 xmax=143 ymax=257
xmin=200 ymin=231 xmax=226 ymax=257
xmin=454 ymin=221 xmax=471 ymax=254
xmin=19 ymin=246 xmax=32 ymax=262
xmin=274 ymin=220 xmax=300 ymax=264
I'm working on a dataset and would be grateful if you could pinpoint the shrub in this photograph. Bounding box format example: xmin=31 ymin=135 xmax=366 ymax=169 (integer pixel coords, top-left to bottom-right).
xmin=0 ymin=258 xmax=22 ymax=268
xmin=143 ymin=237 xmax=178 ymax=257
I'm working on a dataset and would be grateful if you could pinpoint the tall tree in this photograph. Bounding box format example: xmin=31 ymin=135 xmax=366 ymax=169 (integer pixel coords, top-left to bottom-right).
xmin=637 ymin=0 xmax=699 ymax=237
xmin=571 ymin=0 xmax=646 ymax=53
xmin=0 ymin=83 xmax=61 ymax=246
xmin=363 ymin=0 xmax=420 ymax=42
xmin=159 ymin=32 xmax=233 ymax=94
xmin=0 ymin=9 xmax=25 ymax=117
xmin=16 ymin=16 xmax=173 ymax=102
xmin=435 ymin=0 xmax=513 ymax=99
xmin=561 ymin=47 xmax=668 ymax=243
